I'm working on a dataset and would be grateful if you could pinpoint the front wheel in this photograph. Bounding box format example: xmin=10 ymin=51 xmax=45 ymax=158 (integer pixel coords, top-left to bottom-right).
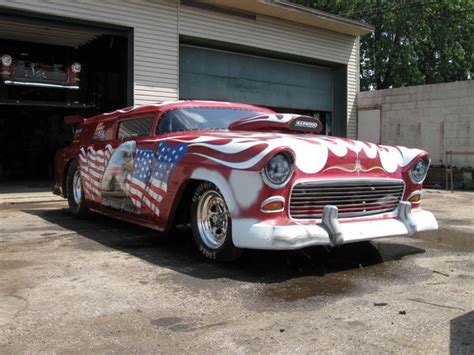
xmin=191 ymin=182 xmax=242 ymax=261
xmin=66 ymin=160 xmax=90 ymax=218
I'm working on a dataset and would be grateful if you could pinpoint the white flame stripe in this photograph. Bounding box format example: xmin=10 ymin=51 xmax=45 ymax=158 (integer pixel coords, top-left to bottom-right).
xmin=182 ymin=134 xmax=424 ymax=174
xmin=102 ymin=101 xmax=187 ymax=115
xmin=101 ymin=100 xmax=235 ymax=116
xmin=233 ymin=114 xmax=295 ymax=125
xmin=188 ymin=140 xmax=265 ymax=155
xmin=190 ymin=150 xmax=272 ymax=170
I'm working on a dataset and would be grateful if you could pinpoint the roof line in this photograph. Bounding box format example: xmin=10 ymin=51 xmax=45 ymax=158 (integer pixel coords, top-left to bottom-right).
xmin=264 ymin=0 xmax=374 ymax=33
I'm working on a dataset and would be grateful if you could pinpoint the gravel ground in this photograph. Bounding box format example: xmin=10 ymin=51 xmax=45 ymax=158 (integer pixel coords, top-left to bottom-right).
xmin=0 ymin=189 xmax=472 ymax=354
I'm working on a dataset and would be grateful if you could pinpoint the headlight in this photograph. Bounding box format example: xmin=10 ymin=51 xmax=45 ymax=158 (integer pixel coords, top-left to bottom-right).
xmin=71 ymin=62 xmax=81 ymax=73
xmin=1 ymin=54 xmax=12 ymax=67
xmin=263 ymin=153 xmax=293 ymax=188
xmin=409 ymin=156 xmax=430 ymax=184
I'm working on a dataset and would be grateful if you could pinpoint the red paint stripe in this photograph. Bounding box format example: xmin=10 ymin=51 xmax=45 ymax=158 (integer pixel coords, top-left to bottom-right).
xmin=147 ymin=181 xmax=166 ymax=195
xmin=188 ymin=143 xmax=268 ymax=163
xmin=142 ymin=193 xmax=161 ymax=210
xmin=129 ymin=180 xmax=146 ymax=194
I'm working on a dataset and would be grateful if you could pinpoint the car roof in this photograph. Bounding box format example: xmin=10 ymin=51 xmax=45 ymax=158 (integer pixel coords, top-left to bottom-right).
xmin=85 ymin=100 xmax=274 ymax=124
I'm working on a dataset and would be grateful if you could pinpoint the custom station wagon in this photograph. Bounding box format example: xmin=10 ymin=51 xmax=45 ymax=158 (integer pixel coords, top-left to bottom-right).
xmin=54 ymin=100 xmax=438 ymax=261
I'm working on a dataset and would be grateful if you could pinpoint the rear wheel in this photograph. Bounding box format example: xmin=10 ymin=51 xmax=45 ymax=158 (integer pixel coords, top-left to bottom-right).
xmin=67 ymin=160 xmax=90 ymax=218
xmin=191 ymin=182 xmax=242 ymax=261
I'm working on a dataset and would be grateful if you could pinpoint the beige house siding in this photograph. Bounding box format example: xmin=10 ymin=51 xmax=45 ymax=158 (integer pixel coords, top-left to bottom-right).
xmin=179 ymin=5 xmax=359 ymax=138
xmin=0 ymin=0 xmax=180 ymax=104
xmin=346 ymin=38 xmax=359 ymax=138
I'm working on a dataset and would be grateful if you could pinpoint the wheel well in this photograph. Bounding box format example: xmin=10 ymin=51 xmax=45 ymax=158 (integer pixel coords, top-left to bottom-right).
xmin=171 ymin=179 xmax=205 ymax=227
xmin=62 ymin=159 xmax=75 ymax=198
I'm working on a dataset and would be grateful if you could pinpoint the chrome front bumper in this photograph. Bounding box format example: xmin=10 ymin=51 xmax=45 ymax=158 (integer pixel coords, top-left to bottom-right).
xmin=232 ymin=202 xmax=438 ymax=250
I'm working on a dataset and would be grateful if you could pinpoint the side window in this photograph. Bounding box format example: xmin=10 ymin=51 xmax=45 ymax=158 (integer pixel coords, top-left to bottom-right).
xmin=117 ymin=116 xmax=154 ymax=140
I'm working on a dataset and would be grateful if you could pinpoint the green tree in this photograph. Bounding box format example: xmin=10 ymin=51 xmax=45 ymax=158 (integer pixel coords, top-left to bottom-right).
xmin=290 ymin=0 xmax=474 ymax=90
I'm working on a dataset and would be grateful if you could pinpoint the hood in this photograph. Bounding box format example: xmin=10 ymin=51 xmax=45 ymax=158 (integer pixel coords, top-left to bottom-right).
xmin=229 ymin=113 xmax=323 ymax=134
xmin=173 ymin=131 xmax=427 ymax=176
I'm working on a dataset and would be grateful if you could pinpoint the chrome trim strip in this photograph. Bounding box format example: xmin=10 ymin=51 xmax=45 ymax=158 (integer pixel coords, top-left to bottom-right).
xmin=4 ymin=80 xmax=79 ymax=90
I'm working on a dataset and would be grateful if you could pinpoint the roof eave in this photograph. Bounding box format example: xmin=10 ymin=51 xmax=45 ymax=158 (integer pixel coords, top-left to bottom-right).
xmin=188 ymin=0 xmax=374 ymax=37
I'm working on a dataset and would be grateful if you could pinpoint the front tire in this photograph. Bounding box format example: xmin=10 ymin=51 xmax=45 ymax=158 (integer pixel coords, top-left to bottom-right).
xmin=66 ymin=160 xmax=90 ymax=218
xmin=190 ymin=182 xmax=242 ymax=261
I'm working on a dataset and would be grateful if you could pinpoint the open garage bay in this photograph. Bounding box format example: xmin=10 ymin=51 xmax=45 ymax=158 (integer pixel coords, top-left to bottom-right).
xmin=0 ymin=190 xmax=472 ymax=353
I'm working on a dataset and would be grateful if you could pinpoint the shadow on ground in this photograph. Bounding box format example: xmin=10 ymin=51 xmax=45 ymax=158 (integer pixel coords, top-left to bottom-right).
xmin=450 ymin=311 xmax=474 ymax=354
xmin=25 ymin=207 xmax=425 ymax=285
xmin=0 ymin=180 xmax=52 ymax=194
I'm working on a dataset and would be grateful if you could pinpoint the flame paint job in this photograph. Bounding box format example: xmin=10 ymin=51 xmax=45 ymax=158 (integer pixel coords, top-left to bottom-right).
xmin=54 ymin=100 xmax=432 ymax=243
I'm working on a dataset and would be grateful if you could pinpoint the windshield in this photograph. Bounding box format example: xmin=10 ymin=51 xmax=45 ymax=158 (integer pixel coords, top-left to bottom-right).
xmin=157 ymin=107 xmax=267 ymax=134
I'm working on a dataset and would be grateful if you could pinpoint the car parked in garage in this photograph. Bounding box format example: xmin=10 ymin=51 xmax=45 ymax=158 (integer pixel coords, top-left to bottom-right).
xmin=1 ymin=52 xmax=81 ymax=89
xmin=53 ymin=100 xmax=438 ymax=261
xmin=0 ymin=51 xmax=84 ymax=107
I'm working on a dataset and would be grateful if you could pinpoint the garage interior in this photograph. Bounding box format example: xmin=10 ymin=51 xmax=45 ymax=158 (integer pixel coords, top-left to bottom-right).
xmin=0 ymin=11 xmax=131 ymax=182
xmin=1 ymin=8 xmax=349 ymax=187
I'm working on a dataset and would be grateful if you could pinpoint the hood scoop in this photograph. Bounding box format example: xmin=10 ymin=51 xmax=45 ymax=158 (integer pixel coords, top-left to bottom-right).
xmin=228 ymin=113 xmax=323 ymax=134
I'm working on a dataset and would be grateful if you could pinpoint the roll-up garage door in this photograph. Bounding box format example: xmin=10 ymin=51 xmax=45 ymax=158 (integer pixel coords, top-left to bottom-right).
xmin=179 ymin=45 xmax=333 ymax=112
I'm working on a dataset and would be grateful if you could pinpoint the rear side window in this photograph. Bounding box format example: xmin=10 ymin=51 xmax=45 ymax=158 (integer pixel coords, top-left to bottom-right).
xmin=117 ymin=117 xmax=154 ymax=139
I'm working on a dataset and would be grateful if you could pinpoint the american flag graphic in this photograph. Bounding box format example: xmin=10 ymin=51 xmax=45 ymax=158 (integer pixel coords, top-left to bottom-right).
xmin=141 ymin=142 xmax=188 ymax=216
xmin=79 ymin=145 xmax=113 ymax=202
xmin=127 ymin=148 xmax=154 ymax=209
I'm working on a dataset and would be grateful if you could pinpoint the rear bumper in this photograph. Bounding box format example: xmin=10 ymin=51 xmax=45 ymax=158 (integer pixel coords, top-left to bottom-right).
xmin=232 ymin=202 xmax=438 ymax=250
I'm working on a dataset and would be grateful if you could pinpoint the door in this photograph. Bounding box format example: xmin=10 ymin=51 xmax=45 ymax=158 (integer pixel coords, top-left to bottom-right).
xmin=179 ymin=45 xmax=334 ymax=112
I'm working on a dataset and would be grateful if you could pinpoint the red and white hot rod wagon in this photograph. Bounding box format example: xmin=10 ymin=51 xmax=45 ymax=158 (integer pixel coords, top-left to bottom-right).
xmin=54 ymin=100 xmax=438 ymax=261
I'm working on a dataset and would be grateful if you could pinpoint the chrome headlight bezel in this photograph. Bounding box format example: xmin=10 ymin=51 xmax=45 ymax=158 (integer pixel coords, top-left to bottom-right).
xmin=1 ymin=54 xmax=12 ymax=67
xmin=409 ymin=156 xmax=430 ymax=184
xmin=262 ymin=152 xmax=294 ymax=189
xmin=71 ymin=62 xmax=81 ymax=74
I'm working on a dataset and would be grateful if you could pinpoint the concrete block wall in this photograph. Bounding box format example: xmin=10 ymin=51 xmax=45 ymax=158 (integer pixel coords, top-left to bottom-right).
xmin=358 ymin=80 xmax=474 ymax=167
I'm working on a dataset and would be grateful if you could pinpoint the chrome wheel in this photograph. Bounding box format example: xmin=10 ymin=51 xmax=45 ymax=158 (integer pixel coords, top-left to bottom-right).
xmin=72 ymin=170 xmax=82 ymax=204
xmin=196 ymin=190 xmax=229 ymax=249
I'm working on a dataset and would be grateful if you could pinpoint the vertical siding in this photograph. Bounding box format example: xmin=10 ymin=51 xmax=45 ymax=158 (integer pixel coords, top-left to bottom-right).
xmin=0 ymin=0 xmax=179 ymax=104
xmin=346 ymin=38 xmax=359 ymax=139
xmin=179 ymin=5 xmax=359 ymax=138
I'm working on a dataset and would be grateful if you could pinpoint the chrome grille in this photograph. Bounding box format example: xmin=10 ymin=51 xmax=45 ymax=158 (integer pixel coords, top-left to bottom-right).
xmin=290 ymin=180 xmax=405 ymax=219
